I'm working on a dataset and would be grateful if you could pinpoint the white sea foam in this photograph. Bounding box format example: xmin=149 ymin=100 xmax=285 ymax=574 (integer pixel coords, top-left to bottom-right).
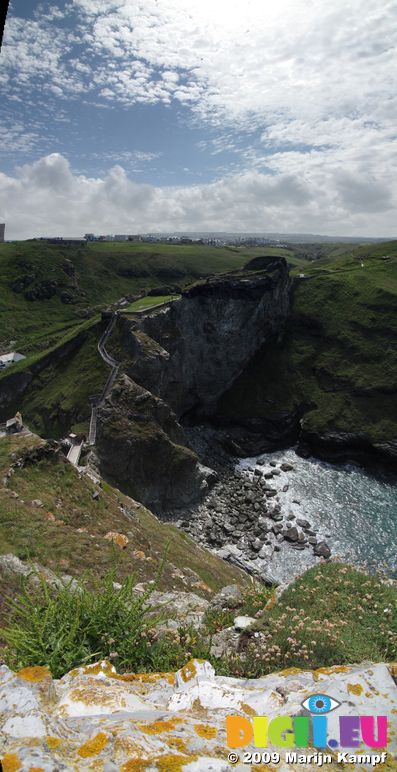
xmin=237 ymin=448 xmax=397 ymax=580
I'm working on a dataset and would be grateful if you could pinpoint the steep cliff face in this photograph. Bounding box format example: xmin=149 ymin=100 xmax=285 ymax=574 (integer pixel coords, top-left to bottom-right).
xmin=218 ymin=251 xmax=397 ymax=470
xmin=96 ymin=374 xmax=214 ymax=513
xmin=0 ymin=323 xmax=108 ymax=438
xmin=95 ymin=261 xmax=291 ymax=511
xmin=120 ymin=259 xmax=291 ymax=419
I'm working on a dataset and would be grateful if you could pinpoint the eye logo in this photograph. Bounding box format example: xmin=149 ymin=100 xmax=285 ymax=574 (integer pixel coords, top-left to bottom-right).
xmin=301 ymin=693 xmax=341 ymax=714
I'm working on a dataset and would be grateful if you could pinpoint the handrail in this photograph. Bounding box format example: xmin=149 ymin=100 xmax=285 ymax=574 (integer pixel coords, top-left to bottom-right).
xmin=87 ymin=312 xmax=120 ymax=447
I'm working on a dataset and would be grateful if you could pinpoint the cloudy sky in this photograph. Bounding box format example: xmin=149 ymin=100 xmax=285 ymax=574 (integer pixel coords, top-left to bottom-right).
xmin=1 ymin=0 xmax=396 ymax=239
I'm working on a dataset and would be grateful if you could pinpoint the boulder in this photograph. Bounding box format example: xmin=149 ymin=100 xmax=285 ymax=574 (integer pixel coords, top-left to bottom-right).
xmin=296 ymin=518 xmax=310 ymax=528
xmin=0 ymin=660 xmax=395 ymax=767
xmin=234 ymin=615 xmax=256 ymax=631
xmin=148 ymin=590 xmax=209 ymax=630
xmin=208 ymin=584 xmax=244 ymax=610
xmin=314 ymin=541 xmax=331 ymax=559
xmin=210 ymin=627 xmax=241 ymax=658
xmin=284 ymin=526 xmax=299 ymax=542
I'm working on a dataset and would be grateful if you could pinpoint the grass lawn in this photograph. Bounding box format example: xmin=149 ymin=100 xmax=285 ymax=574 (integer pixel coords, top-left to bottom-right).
xmin=123 ymin=294 xmax=180 ymax=313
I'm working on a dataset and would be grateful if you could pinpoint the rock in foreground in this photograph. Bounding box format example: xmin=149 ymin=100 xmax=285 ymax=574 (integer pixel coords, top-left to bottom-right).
xmin=1 ymin=659 xmax=396 ymax=770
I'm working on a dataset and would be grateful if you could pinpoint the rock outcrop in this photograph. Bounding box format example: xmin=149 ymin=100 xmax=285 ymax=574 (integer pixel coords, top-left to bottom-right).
xmin=122 ymin=261 xmax=290 ymax=419
xmin=96 ymin=262 xmax=291 ymax=511
xmin=96 ymin=374 xmax=211 ymax=512
xmin=1 ymin=658 xmax=395 ymax=770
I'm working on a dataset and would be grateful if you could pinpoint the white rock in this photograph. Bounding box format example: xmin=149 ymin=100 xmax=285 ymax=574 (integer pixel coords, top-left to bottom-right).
xmin=0 ymin=659 xmax=396 ymax=769
xmin=3 ymin=713 xmax=47 ymax=737
xmin=233 ymin=615 xmax=256 ymax=631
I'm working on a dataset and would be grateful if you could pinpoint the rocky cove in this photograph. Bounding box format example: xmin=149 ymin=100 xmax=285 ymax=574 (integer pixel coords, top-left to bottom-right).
xmin=90 ymin=257 xmax=397 ymax=583
xmin=175 ymin=444 xmax=397 ymax=585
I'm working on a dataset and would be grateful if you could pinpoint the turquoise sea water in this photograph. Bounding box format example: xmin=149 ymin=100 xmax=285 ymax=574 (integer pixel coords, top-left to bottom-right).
xmin=238 ymin=448 xmax=397 ymax=579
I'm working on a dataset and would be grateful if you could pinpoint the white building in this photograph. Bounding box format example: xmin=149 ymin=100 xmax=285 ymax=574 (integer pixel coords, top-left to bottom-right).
xmin=0 ymin=352 xmax=26 ymax=369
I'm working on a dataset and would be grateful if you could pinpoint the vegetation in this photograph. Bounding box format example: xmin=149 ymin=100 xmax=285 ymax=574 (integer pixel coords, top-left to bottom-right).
xmin=0 ymin=320 xmax=109 ymax=437
xmin=0 ymin=434 xmax=245 ymax=595
xmin=2 ymin=568 xmax=163 ymax=678
xmin=1 ymin=560 xmax=395 ymax=680
xmin=0 ymin=239 xmax=290 ymax=357
xmin=123 ymin=294 xmax=180 ymax=313
xmin=220 ymin=241 xmax=397 ymax=442
xmin=235 ymin=561 xmax=397 ymax=677
xmin=0 ymin=238 xmax=288 ymax=434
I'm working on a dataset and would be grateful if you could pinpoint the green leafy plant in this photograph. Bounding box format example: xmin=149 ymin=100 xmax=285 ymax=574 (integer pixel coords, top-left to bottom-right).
xmin=2 ymin=566 xmax=164 ymax=678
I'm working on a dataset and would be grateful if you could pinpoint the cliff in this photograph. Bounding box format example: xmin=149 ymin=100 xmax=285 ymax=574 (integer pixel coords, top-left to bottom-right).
xmin=218 ymin=247 xmax=397 ymax=469
xmin=95 ymin=261 xmax=291 ymax=511
xmin=95 ymin=374 xmax=214 ymax=513
xmin=117 ymin=261 xmax=290 ymax=417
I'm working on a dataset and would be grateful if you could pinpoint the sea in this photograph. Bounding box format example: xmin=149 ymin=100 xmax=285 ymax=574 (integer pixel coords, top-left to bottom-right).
xmin=238 ymin=448 xmax=397 ymax=581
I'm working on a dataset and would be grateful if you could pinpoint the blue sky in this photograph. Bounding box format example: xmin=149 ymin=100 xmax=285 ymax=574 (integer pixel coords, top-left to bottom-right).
xmin=1 ymin=0 xmax=396 ymax=238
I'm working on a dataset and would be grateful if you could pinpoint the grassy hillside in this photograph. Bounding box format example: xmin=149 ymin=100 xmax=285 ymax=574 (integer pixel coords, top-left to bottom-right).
xmin=0 ymin=240 xmax=293 ymax=436
xmin=0 ymin=240 xmax=291 ymax=357
xmin=3 ymin=238 xmax=395 ymax=445
xmin=0 ymin=318 xmax=109 ymax=437
xmin=219 ymin=241 xmax=397 ymax=444
xmin=0 ymin=433 xmax=245 ymax=595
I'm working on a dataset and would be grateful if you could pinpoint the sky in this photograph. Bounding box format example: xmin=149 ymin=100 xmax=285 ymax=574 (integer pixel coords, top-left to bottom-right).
xmin=0 ymin=0 xmax=396 ymax=239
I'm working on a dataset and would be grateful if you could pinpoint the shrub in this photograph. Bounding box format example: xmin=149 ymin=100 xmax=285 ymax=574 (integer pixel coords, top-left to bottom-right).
xmin=1 ymin=569 xmax=165 ymax=678
xmin=235 ymin=562 xmax=397 ymax=677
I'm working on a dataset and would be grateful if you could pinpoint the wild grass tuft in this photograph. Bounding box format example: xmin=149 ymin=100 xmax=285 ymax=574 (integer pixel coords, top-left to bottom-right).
xmin=2 ymin=568 xmax=166 ymax=678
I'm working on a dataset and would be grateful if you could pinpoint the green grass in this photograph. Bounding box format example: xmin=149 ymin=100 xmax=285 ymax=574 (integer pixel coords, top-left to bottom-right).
xmin=0 ymin=318 xmax=108 ymax=437
xmin=0 ymin=239 xmax=290 ymax=436
xmin=219 ymin=241 xmax=397 ymax=443
xmin=123 ymin=294 xmax=180 ymax=313
xmin=3 ymin=238 xmax=396 ymax=443
xmin=0 ymin=433 xmax=246 ymax=594
xmin=0 ymin=240 xmax=286 ymax=358
xmin=237 ymin=562 xmax=397 ymax=677
xmin=2 ymin=560 xmax=395 ymax=679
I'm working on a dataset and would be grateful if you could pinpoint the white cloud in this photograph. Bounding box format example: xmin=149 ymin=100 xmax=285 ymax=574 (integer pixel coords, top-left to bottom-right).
xmin=1 ymin=0 xmax=396 ymax=233
xmin=0 ymin=153 xmax=395 ymax=239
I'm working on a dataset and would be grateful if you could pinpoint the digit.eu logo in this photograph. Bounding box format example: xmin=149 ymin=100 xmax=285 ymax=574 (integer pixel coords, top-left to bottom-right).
xmin=226 ymin=692 xmax=388 ymax=750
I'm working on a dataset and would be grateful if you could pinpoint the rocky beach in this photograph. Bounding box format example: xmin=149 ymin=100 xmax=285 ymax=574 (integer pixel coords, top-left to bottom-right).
xmin=177 ymin=445 xmax=397 ymax=585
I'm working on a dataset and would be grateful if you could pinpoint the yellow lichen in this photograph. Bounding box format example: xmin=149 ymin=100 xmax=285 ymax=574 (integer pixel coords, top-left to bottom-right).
xmin=81 ymin=661 xmax=115 ymax=677
xmin=168 ymin=737 xmax=188 ymax=753
xmin=155 ymin=754 xmax=198 ymax=771
xmin=120 ymin=762 xmax=150 ymax=771
xmin=115 ymin=671 xmax=171 ymax=684
xmin=191 ymin=697 xmax=209 ymax=717
xmin=265 ymin=589 xmax=278 ymax=611
xmin=1 ymin=754 xmax=22 ymax=772
xmin=46 ymin=736 xmax=62 ymax=749
xmin=76 ymin=661 xmax=173 ymax=685
xmin=347 ymin=682 xmax=363 ymax=696
xmin=313 ymin=665 xmax=350 ymax=680
xmin=69 ymin=684 xmax=127 ymax=709
xmin=132 ymin=550 xmax=146 ymax=560
xmin=278 ymin=667 xmax=303 ymax=676
xmin=179 ymin=658 xmax=204 ymax=682
xmin=241 ymin=702 xmax=257 ymax=716
xmin=16 ymin=665 xmax=51 ymax=683
xmin=104 ymin=531 xmax=129 ymax=548
xmin=138 ymin=718 xmax=182 ymax=735
xmin=194 ymin=723 xmax=217 ymax=739
xmin=28 ymin=768 xmax=44 ymax=771
xmin=77 ymin=731 xmax=108 ymax=758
